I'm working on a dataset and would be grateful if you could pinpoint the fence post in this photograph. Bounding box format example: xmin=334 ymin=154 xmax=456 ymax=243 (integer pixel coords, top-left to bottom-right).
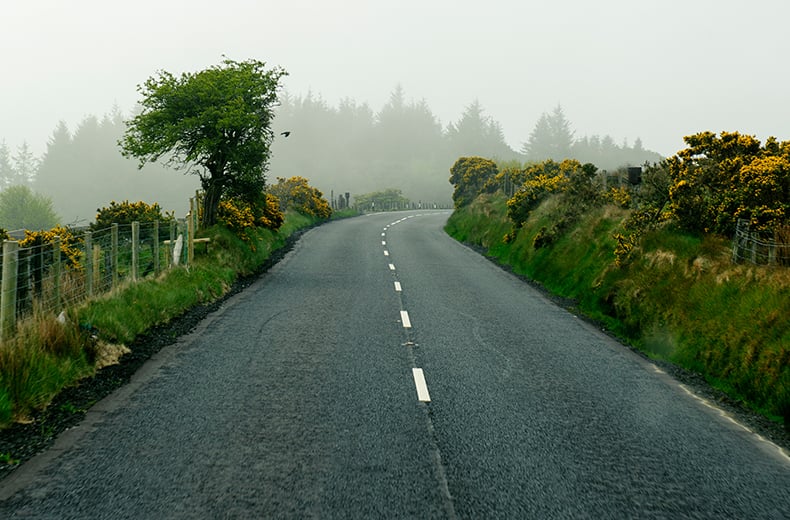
xmin=195 ymin=190 xmax=201 ymax=232
xmin=53 ymin=236 xmax=62 ymax=311
xmin=112 ymin=223 xmax=119 ymax=289
xmin=153 ymin=220 xmax=160 ymax=275
xmin=1 ymin=241 xmax=19 ymax=340
xmin=131 ymin=221 xmax=140 ymax=281
xmin=188 ymin=199 xmax=195 ymax=267
xmin=169 ymin=220 xmax=176 ymax=268
xmin=85 ymin=231 xmax=93 ymax=297
xmin=93 ymin=244 xmax=101 ymax=292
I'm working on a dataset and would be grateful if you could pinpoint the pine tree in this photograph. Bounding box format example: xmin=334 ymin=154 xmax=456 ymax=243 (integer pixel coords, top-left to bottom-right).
xmin=0 ymin=140 xmax=14 ymax=190
xmin=12 ymin=142 xmax=38 ymax=186
xmin=523 ymin=105 xmax=574 ymax=161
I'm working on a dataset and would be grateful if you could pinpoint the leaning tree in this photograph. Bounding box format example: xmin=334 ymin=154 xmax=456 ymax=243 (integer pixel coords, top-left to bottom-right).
xmin=120 ymin=58 xmax=287 ymax=227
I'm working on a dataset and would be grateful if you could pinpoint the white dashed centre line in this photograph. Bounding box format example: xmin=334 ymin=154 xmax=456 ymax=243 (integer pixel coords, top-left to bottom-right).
xmin=400 ymin=310 xmax=412 ymax=328
xmin=412 ymin=368 xmax=431 ymax=402
xmin=389 ymin=263 xmax=396 ymax=271
xmin=394 ymin=281 xmax=402 ymax=292
xmin=382 ymin=240 xmax=386 ymax=245
xmin=384 ymin=250 xmax=389 ymax=256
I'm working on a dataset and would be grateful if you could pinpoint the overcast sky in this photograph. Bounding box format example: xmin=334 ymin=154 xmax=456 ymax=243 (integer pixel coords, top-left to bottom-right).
xmin=2 ymin=0 xmax=789 ymax=158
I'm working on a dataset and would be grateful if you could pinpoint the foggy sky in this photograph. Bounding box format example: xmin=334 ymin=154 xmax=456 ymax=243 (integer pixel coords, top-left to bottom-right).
xmin=2 ymin=0 xmax=789 ymax=158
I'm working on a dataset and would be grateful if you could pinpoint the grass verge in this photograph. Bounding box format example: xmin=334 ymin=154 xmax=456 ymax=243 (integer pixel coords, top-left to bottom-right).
xmin=446 ymin=194 xmax=790 ymax=427
xmin=0 ymin=211 xmax=323 ymax=427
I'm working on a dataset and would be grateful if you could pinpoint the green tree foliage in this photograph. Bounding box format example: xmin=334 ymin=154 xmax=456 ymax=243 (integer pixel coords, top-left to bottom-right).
xmin=120 ymin=58 xmax=288 ymax=227
xmin=449 ymin=157 xmax=499 ymax=208
xmin=0 ymin=185 xmax=60 ymax=231
xmin=667 ymin=131 xmax=790 ymax=235
xmin=353 ymin=188 xmax=411 ymax=211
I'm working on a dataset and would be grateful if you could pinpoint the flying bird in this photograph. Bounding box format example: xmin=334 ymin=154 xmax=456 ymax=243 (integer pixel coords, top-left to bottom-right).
xmin=280 ymin=131 xmax=291 ymax=137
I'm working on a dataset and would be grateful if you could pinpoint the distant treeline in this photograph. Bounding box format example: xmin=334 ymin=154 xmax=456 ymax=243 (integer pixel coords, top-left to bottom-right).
xmin=270 ymin=90 xmax=662 ymax=204
xmin=0 ymin=109 xmax=199 ymax=227
xmin=0 ymin=88 xmax=662 ymax=226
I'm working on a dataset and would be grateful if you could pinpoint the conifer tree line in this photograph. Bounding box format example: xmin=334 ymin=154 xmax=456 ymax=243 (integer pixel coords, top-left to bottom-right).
xmin=270 ymin=90 xmax=661 ymax=205
xmin=0 ymin=87 xmax=662 ymax=230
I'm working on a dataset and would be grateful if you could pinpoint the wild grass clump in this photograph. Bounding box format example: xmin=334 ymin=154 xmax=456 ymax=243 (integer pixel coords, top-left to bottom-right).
xmin=0 ymin=309 xmax=95 ymax=422
xmin=446 ymin=194 xmax=790 ymax=426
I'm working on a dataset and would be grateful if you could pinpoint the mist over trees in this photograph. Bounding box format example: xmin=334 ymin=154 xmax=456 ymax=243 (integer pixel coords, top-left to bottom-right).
xmin=34 ymin=108 xmax=199 ymax=226
xmin=269 ymin=88 xmax=522 ymax=205
xmin=1 ymin=86 xmax=663 ymax=226
xmin=522 ymin=105 xmax=662 ymax=169
xmin=270 ymin=93 xmax=662 ymax=205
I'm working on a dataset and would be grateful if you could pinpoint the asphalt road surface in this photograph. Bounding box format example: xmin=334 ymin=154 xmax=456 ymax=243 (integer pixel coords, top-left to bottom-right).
xmin=1 ymin=211 xmax=788 ymax=519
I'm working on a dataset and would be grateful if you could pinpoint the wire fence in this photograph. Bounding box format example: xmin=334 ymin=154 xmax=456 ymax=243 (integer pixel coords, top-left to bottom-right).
xmin=1 ymin=197 xmax=203 ymax=340
xmin=731 ymin=219 xmax=790 ymax=266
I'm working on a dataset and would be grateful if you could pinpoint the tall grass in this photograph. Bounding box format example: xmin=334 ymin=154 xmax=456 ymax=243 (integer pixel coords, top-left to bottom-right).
xmin=446 ymin=195 xmax=790 ymax=425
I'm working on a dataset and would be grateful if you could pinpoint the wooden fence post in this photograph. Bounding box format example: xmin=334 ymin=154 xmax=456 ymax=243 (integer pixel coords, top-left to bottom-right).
xmin=131 ymin=221 xmax=140 ymax=281
xmin=169 ymin=220 xmax=176 ymax=268
xmin=1 ymin=241 xmax=19 ymax=340
xmin=153 ymin=220 xmax=160 ymax=275
xmin=53 ymin=236 xmax=62 ymax=311
xmin=85 ymin=231 xmax=93 ymax=297
xmin=93 ymin=244 xmax=101 ymax=292
xmin=188 ymin=199 xmax=195 ymax=267
xmin=112 ymin=223 xmax=119 ymax=289
xmin=195 ymin=190 xmax=201 ymax=232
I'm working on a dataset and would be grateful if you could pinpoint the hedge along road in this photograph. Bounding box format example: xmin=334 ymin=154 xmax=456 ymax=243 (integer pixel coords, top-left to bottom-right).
xmin=1 ymin=211 xmax=788 ymax=518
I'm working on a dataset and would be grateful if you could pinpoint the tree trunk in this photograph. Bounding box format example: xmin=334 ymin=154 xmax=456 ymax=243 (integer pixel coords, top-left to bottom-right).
xmin=202 ymin=181 xmax=223 ymax=228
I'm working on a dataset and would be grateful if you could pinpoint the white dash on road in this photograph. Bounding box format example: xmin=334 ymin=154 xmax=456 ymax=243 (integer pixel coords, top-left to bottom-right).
xmin=384 ymin=250 xmax=390 ymax=256
xmin=389 ymin=263 xmax=396 ymax=271
xmin=382 ymin=240 xmax=386 ymax=245
xmin=412 ymin=368 xmax=431 ymax=402
xmin=394 ymin=281 xmax=402 ymax=292
xmin=400 ymin=310 xmax=412 ymax=328
xmin=381 ymin=232 xmax=386 ymax=237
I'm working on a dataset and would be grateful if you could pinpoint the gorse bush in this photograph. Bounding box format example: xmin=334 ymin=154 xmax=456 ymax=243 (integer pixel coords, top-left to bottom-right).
xmin=92 ymin=200 xmax=174 ymax=228
xmin=268 ymin=176 xmax=331 ymax=219
xmin=91 ymin=200 xmax=176 ymax=246
xmin=217 ymin=194 xmax=284 ymax=241
xmin=19 ymin=226 xmax=83 ymax=269
xmin=449 ymin=156 xmax=498 ymax=208
xmin=667 ymin=131 xmax=790 ymax=236
xmin=503 ymin=159 xmax=599 ymax=245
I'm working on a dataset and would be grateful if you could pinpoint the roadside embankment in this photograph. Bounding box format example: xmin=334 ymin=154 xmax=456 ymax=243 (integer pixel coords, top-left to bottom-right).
xmin=445 ymin=194 xmax=790 ymax=428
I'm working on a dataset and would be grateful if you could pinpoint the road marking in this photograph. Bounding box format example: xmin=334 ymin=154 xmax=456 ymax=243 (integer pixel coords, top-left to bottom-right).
xmin=381 ymin=232 xmax=386 ymax=237
xmin=389 ymin=263 xmax=396 ymax=271
xmin=400 ymin=310 xmax=412 ymax=328
xmin=412 ymin=368 xmax=431 ymax=402
xmin=678 ymin=384 xmax=790 ymax=464
xmin=384 ymin=250 xmax=389 ymax=256
xmin=382 ymin=240 xmax=386 ymax=245
xmin=394 ymin=281 xmax=402 ymax=292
